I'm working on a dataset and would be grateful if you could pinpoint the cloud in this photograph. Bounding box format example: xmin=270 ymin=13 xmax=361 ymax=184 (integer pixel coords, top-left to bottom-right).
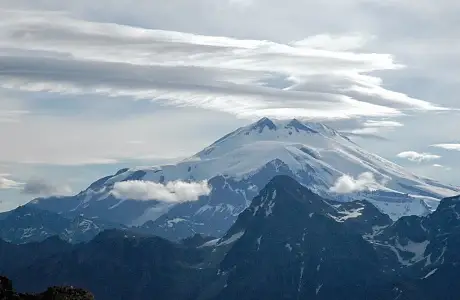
xmin=339 ymin=131 xmax=389 ymax=141
xmin=111 ymin=180 xmax=211 ymax=203
xmin=0 ymin=9 xmax=446 ymax=122
xmin=330 ymin=172 xmax=380 ymax=194
xmin=397 ymin=151 xmax=441 ymax=162
xmin=341 ymin=118 xmax=404 ymax=138
xmin=362 ymin=120 xmax=404 ymax=128
xmin=431 ymin=144 xmax=460 ymax=151
xmin=433 ymin=164 xmax=451 ymax=170
xmin=21 ymin=178 xmax=72 ymax=196
xmin=0 ymin=1 xmax=459 ymax=190
xmin=0 ymin=174 xmax=22 ymax=189
xmin=292 ymin=34 xmax=371 ymax=51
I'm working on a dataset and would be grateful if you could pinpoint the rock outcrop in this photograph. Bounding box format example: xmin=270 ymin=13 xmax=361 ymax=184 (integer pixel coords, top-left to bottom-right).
xmin=0 ymin=276 xmax=93 ymax=300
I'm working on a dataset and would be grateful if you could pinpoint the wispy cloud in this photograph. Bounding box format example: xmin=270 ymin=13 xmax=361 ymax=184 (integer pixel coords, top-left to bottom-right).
xmin=362 ymin=120 xmax=404 ymax=128
xmin=342 ymin=118 xmax=404 ymax=138
xmin=21 ymin=178 xmax=72 ymax=196
xmin=433 ymin=164 xmax=451 ymax=171
xmin=0 ymin=9 xmax=445 ymax=121
xmin=431 ymin=144 xmax=460 ymax=151
xmin=111 ymin=180 xmax=211 ymax=202
xmin=330 ymin=172 xmax=380 ymax=194
xmin=397 ymin=151 xmax=441 ymax=162
xmin=0 ymin=174 xmax=22 ymax=189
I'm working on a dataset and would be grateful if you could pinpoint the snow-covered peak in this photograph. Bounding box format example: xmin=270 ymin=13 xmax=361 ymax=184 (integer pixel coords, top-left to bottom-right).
xmin=228 ymin=117 xmax=342 ymax=139
xmin=247 ymin=117 xmax=277 ymax=133
xmin=194 ymin=117 xmax=347 ymax=160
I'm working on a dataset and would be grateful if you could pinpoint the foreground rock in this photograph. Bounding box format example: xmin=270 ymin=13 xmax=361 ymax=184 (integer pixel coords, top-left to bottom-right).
xmin=0 ymin=276 xmax=93 ymax=300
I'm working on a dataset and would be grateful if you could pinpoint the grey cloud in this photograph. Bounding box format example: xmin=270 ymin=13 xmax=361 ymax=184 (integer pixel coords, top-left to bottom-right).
xmin=21 ymin=178 xmax=72 ymax=196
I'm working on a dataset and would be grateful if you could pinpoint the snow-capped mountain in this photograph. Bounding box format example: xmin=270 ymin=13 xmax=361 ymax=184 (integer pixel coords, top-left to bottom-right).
xmin=26 ymin=117 xmax=459 ymax=240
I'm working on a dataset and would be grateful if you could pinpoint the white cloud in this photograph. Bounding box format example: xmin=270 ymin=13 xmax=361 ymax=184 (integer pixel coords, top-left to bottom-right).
xmin=343 ymin=118 xmax=404 ymax=137
xmin=362 ymin=120 xmax=404 ymax=128
xmin=0 ymin=174 xmax=22 ymax=189
xmin=433 ymin=164 xmax=451 ymax=170
xmin=431 ymin=144 xmax=460 ymax=151
xmin=111 ymin=180 xmax=211 ymax=203
xmin=397 ymin=151 xmax=441 ymax=162
xmin=329 ymin=172 xmax=380 ymax=194
xmin=292 ymin=34 xmax=371 ymax=51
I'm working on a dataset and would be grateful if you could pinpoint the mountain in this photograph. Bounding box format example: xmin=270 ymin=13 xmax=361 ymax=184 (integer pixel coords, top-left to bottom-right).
xmin=204 ymin=175 xmax=399 ymax=299
xmin=26 ymin=117 xmax=459 ymax=240
xmin=1 ymin=276 xmax=93 ymax=300
xmin=0 ymin=205 xmax=126 ymax=244
xmin=193 ymin=176 xmax=460 ymax=300
xmin=0 ymin=230 xmax=214 ymax=300
xmin=3 ymin=176 xmax=460 ymax=300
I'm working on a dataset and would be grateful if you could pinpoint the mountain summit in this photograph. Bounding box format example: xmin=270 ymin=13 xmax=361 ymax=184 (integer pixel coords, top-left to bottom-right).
xmin=26 ymin=117 xmax=459 ymax=240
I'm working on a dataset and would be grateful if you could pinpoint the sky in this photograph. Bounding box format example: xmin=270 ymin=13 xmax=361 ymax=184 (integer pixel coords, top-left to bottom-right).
xmin=1 ymin=0 xmax=460 ymax=211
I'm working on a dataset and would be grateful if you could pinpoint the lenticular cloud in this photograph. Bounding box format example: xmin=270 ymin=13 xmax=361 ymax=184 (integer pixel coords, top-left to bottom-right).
xmin=0 ymin=9 xmax=445 ymax=121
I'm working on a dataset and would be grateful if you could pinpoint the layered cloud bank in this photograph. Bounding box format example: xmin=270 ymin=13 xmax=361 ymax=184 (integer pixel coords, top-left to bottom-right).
xmin=111 ymin=180 xmax=211 ymax=203
xmin=0 ymin=9 xmax=444 ymax=121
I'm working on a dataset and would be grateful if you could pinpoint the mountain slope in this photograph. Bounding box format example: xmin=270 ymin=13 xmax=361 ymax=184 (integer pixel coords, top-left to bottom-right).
xmin=0 ymin=230 xmax=213 ymax=300
xmin=0 ymin=206 xmax=126 ymax=244
xmin=203 ymin=176 xmax=399 ymax=300
xmin=26 ymin=117 xmax=459 ymax=240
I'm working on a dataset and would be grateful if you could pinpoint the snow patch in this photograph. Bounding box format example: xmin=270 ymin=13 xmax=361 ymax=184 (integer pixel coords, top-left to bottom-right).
xmin=338 ymin=207 xmax=364 ymax=221
xmin=316 ymin=284 xmax=323 ymax=295
xmin=256 ymin=236 xmax=262 ymax=251
xmin=166 ymin=218 xmax=186 ymax=228
xmin=218 ymin=231 xmax=245 ymax=246
xmin=199 ymin=238 xmax=220 ymax=248
xmin=423 ymin=268 xmax=438 ymax=279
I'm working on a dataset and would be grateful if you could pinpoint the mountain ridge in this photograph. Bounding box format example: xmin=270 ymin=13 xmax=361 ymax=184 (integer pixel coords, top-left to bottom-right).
xmin=2 ymin=176 xmax=460 ymax=299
